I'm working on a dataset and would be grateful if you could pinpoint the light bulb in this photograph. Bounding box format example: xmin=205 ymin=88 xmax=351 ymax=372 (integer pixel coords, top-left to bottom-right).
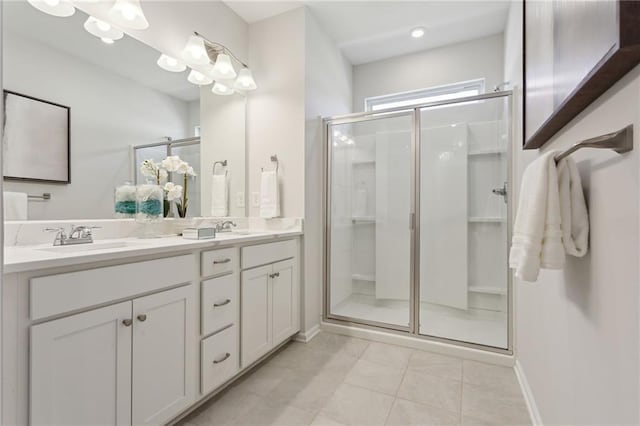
xmin=96 ymin=20 xmax=111 ymax=31
xmin=44 ymin=0 xmax=60 ymax=6
xmin=211 ymin=53 xmax=237 ymax=80
xmin=181 ymin=35 xmax=209 ymax=65
xmin=233 ymin=68 xmax=257 ymax=91
xmin=101 ymin=37 xmax=114 ymax=44
xmin=212 ymin=81 xmax=234 ymax=96
xmin=120 ymin=3 xmax=136 ymax=20
xmin=411 ymin=27 xmax=425 ymax=38
xmin=107 ymin=0 xmax=149 ymax=30
xmin=167 ymin=57 xmax=177 ymax=66
xmin=157 ymin=54 xmax=186 ymax=72
xmin=187 ymin=69 xmax=213 ymax=85
xmin=84 ymin=16 xmax=123 ymax=43
xmin=27 ymin=0 xmax=75 ymax=17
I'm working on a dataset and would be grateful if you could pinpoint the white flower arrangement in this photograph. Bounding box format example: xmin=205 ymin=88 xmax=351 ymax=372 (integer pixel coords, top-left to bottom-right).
xmin=140 ymin=155 xmax=196 ymax=218
xmin=164 ymin=182 xmax=183 ymax=201
xmin=161 ymin=156 xmax=197 ymax=177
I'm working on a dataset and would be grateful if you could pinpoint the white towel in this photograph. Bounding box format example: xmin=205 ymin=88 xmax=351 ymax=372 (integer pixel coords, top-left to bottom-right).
xmin=210 ymin=173 xmax=229 ymax=217
xmin=260 ymin=170 xmax=280 ymax=218
xmin=4 ymin=191 xmax=28 ymax=220
xmin=509 ymin=151 xmax=565 ymax=282
xmin=557 ymin=157 xmax=589 ymax=256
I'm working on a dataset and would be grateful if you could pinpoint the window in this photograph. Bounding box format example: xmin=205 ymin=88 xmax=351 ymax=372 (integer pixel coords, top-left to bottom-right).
xmin=364 ymin=79 xmax=485 ymax=112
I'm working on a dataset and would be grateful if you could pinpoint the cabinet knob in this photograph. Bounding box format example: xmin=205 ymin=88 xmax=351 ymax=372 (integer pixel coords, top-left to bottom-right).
xmin=213 ymin=299 xmax=231 ymax=308
xmin=269 ymin=272 xmax=280 ymax=278
xmin=122 ymin=319 xmax=133 ymax=327
xmin=137 ymin=314 xmax=147 ymax=322
xmin=213 ymin=258 xmax=231 ymax=264
xmin=213 ymin=352 xmax=231 ymax=364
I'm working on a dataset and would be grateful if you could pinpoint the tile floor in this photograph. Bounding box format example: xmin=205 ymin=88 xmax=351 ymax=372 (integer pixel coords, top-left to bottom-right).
xmin=178 ymin=332 xmax=530 ymax=426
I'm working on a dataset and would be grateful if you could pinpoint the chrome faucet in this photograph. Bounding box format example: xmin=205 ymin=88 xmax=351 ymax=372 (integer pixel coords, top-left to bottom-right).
xmin=44 ymin=225 xmax=101 ymax=246
xmin=215 ymin=220 xmax=237 ymax=233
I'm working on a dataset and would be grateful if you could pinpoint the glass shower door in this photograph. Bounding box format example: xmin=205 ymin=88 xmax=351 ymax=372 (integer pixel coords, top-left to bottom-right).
xmin=327 ymin=113 xmax=414 ymax=329
xmin=418 ymin=96 xmax=509 ymax=348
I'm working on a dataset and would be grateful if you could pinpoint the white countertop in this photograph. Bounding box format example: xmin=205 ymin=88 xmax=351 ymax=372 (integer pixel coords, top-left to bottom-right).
xmin=4 ymin=230 xmax=302 ymax=274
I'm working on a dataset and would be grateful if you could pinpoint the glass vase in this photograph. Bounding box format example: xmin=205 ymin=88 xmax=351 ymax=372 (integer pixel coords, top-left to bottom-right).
xmin=114 ymin=182 xmax=136 ymax=218
xmin=135 ymin=184 xmax=163 ymax=223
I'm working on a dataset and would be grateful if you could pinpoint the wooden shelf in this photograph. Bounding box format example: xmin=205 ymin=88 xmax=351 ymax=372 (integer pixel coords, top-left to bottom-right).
xmin=468 ymin=285 xmax=507 ymax=296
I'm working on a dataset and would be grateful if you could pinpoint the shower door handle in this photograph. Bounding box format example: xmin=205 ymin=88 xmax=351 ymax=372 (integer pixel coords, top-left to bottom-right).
xmin=492 ymin=183 xmax=508 ymax=204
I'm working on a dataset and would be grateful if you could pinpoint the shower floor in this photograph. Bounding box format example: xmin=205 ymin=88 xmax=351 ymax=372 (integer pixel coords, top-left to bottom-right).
xmin=331 ymin=294 xmax=507 ymax=349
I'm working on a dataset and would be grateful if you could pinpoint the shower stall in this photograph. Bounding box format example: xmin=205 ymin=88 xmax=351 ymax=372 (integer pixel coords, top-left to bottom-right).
xmin=323 ymin=91 xmax=512 ymax=352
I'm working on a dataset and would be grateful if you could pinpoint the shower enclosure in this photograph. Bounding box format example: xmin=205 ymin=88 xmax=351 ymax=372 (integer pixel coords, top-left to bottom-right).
xmin=324 ymin=91 xmax=512 ymax=351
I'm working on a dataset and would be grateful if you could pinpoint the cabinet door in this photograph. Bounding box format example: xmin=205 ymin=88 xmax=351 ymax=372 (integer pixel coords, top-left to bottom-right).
xmin=30 ymin=301 xmax=132 ymax=426
xmin=132 ymin=286 xmax=196 ymax=426
xmin=241 ymin=265 xmax=272 ymax=367
xmin=271 ymin=259 xmax=299 ymax=346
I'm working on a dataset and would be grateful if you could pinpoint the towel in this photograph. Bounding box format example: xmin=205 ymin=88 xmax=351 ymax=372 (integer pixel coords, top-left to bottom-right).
xmin=260 ymin=170 xmax=280 ymax=218
xmin=509 ymin=151 xmax=565 ymax=282
xmin=557 ymin=157 xmax=589 ymax=256
xmin=3 ymin=191 xmax=28 ymax=220
xmin=210 ymin=173 xmax=229 ymax=217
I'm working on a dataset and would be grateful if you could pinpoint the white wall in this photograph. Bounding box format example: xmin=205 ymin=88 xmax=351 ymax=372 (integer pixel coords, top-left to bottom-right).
xmin=508 ymin=1 xmax=640 ymax=423
xmin=352 ymin=34 xmax=504 ymax=112
xmin=3 ymin=32 xmax=189 ymax=220
xmin=304 ymin=8 xmax=353 ymax=333
xmin=246 ymin=8 xmax=306 ymax=218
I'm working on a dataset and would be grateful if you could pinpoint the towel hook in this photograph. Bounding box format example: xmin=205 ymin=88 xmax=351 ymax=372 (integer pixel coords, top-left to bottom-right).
xmin=261 ymin=155 xmax=279 ymax=172
xmin=213 ymin=160 xmax=228 ymax=175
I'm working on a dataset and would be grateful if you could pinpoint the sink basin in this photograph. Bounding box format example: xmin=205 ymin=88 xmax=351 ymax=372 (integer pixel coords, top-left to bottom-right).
xmin=215 ymin=230 xmax=264 ymax=239
xmin=37 ymin=241 xmax=143 ymax=254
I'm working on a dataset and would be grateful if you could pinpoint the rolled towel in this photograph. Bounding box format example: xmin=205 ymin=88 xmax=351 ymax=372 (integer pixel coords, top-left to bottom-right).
xmin=509 ymin=151 xmax=564 ymax=282
xmin=210 ymin=173 xmax=229 ymax=217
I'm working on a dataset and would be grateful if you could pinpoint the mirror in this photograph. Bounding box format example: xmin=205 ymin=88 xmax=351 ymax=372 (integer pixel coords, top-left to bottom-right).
xmin=2 ymin=1 xmax=246 ymax=221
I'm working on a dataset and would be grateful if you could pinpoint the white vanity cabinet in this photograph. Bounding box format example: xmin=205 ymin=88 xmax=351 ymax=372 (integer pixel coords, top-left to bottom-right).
xmin=28 ymin=255 xmax=196 ymax=426
xmin=241 ymin=240 xmax=300 ymax=367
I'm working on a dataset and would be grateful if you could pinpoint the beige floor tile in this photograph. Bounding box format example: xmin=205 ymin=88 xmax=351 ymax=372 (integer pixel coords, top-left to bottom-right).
xmin=309 ymin=414 xmax=348 ymax=426
xmin=319 ymin=383 xmax=395 ymax=426
xmin=397 ymin=370 xmax=462 ymax=413
xmin=233 ymin=363 xmax=295 ymax=396
xmin=461 ymin=415 xmax=502 ymax=426
xmin=461 ymin=382 xmax=530 ymax=425
xmin=462 ymin=361 xmax=521 ymax=395
xmin=305 ymin=332 xmax=370 ymax=359
xmin=386 ymin=398 xmax=460 ymax=426
xmin=180 ymin=386 xmax=262 ymax=426
xmin=267 ymin=371 xmax=343 ymax=413
xmin=408 ymin=351 xmax=463 ymax=382
xmin=360 ymin=342 xmax=414 ymax=369
xmin=344 ymin=359 xmax=405 ymax=395
xmin=234 ymin=397 xmax=316 ymax=426
xmin=271 ymin=344 xmax=357 ymax=378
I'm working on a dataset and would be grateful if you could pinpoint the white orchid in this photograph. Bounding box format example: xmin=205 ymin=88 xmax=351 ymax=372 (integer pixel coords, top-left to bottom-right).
xmin=140 ymin=159 xmax=159 ymax=180
xmin=164 ymin=182 xmax=183 ymax=201
xmin=161 ymin=155 xmax=183 ymax=172
xmin=186 ymin=166 xmax=196 ymax=177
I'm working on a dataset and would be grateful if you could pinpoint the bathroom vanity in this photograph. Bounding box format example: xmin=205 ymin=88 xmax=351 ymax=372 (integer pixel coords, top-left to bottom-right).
xmin=2 ymin=230 xmax=301 ymax=425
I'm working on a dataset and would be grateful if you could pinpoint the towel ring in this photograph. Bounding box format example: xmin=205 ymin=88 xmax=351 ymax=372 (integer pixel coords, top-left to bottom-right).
xmin=261 ymin=155 xmax=279 ymax=172
xmin=213 ymin=160 xmax=228 ymax=175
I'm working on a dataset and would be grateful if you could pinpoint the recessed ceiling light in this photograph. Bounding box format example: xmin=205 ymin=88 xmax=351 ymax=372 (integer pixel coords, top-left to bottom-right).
xmin=411 ymin=27 xmax=425 ymax=38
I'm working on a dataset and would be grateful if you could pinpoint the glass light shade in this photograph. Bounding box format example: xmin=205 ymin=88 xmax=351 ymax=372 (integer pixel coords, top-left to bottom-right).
xmin=211 ymin=81 xmax=234 ymax=96
xmin=233 ymin=68 xmax=257 ymax=91
xmin=211 ymin=54 xmax=237 ymax=80
xmin=27 ymin=0 xmax=75 ymax=17
xmin=108 ymin=0 xmax=149 ymax=30
xmin=84 ymin=16 xmax=124 ymax=42
xmin=182 ymin=35 xmax=209 ymax=65
xmin=157 ymin=54 xmax=186 ymax=72
xmin=187 ymin=69 xmax=213 ymax=86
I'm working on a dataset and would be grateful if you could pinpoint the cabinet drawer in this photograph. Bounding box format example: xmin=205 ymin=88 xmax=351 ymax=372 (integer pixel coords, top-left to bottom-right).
xmin=201 ymin=247 xmax=238 ymax=278
xmin=201 ymin=274 xmax=238 ymax=335
xmin=30 ymin=255 xmax=193 ymax=321
xmin=241 ymin=239 xmax=297 ymax=270
xmin=201 ymin=326 xmax=238 ymax=395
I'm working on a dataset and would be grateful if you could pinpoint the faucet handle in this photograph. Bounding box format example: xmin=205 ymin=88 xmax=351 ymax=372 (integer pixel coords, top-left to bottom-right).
xmin=44 ymin=227 xmax=65 ymax=234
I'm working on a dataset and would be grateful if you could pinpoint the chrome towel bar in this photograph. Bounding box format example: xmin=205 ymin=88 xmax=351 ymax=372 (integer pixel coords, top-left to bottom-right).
xmin=28 ymin=193 xmax=51 ymax=200
xmin=554 ymin=125 xmax=633 ymax=163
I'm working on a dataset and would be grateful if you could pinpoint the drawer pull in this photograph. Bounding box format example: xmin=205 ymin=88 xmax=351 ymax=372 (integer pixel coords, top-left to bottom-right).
xmin=213 ymin=258 xmax=232 ymax=265
xmin=213 ymin=352 xmax=231 ymax=364
xmin=122 ymin=319 xmax=133 ymax=327
xmin=269 ymin=272 xmax=280 ymax=279
xmin=137 ymin=314 xmax=147 ymax=322
xmin=213 ymin=299 xmax=231 ymax=308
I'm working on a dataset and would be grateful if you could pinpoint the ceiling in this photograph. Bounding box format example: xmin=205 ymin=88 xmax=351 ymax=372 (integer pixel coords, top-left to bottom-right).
xmin=224 ymin=1 xmax=510 ymax=65
xmin=4 ymin=2 xmax=199 ymax=102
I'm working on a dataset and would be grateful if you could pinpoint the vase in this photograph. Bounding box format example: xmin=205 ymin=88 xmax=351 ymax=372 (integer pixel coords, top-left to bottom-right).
xmin=176 ymin=202 xmax=187 ymax=218
xmin=135 ymin=184 xmax=163 ymax=223
xmin=114 ymin=182 xmax=136 ymax=218
xmin=163 ymin=199 xmax=171 ymax=217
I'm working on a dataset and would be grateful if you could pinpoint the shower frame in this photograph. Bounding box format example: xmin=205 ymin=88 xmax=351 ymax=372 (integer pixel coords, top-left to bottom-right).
xmin=322 ymin=90 xmax=514 ymax=355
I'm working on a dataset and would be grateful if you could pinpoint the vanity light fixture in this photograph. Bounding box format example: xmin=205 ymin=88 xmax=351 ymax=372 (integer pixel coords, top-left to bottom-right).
xmin=108 ymin=0 xmax=149 ymax=30
xmin=211 ymin=81 xmax=234 ymax=96
xmin=182 ymin=34 xmax=210 ymax=65
xmin=233 ymin=68 xmax=257 ymax=91
xmin=187 ymin=69 xmax=213 ymax=86
xmin=157 ymin=54 xmax=187 ymax=72
xmin=27 ymin=0 xmax=75 ymax=17
xmin=411 ymin=27 xmax=425 ymax=38
xmin=84 ymin=16 xmax=124 ymax=44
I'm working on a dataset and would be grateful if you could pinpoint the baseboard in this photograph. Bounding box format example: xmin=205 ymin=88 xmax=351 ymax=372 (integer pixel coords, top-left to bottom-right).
xmin=321 ymin=321 xmax=514 ymax=366
xmin=294 ymin=324 xmax=321 ymax=343
xmin=514 ymin=360 xmax=543 ymax=426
